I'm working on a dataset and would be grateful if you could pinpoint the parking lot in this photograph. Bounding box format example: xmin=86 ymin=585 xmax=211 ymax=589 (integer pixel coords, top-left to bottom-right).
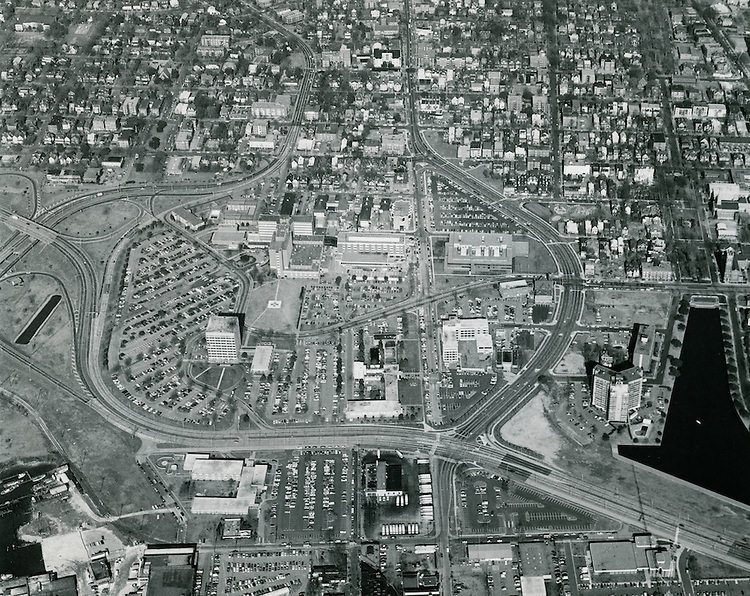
xmin=263 ymin=449 xmax=354 ymax=543
xmin=430 ymin=174 xmax=521 ymax=233
xmin=110 ymin=226 xmax=241 ymax=424
xmin=202 ymin=549 xmax=310 ymax=596
xmin=457 ymin=469 xmax=595 ymax=535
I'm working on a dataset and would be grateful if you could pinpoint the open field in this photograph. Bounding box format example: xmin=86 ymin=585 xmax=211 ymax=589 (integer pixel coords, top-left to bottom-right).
xmin=245 ymin=279 xmax=306 ymax=335
xmin=582 ymin=289 xmax=672 ymax=327
xmin=0 ymin=173 xmax=35 ymax=216
xmin=552 ymin=346 xmax=586 ymax=376
xmin=0 ymin=351 xmax=169 ymax=526
xmin=0 ymin=273 xmax=75 ymax=383
xmin=500 ymin=391 xmax=562 ymax=462
xmin=0 ymin=396 xmax=55 ymax=473
xmin=57 ymin=201 xmax=142 ymax=238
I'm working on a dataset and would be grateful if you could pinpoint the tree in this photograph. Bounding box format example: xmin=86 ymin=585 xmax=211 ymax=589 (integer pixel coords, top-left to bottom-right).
xmin=601 ymin=432 xmax=610 ymax=441
xmin=670 ymin=338 xmax=682 ymax=348
xmin=148 ymin=136 xmax=161 ymax=149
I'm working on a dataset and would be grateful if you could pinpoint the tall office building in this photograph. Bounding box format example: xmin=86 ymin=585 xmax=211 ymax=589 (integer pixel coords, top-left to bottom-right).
xmin=591 ymin=364 xmax=643 ymax=423
xmin=205 ymin=314 xmax=241 ymax=364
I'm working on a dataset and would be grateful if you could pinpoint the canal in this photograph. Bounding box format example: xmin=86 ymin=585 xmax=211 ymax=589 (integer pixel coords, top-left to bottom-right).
xmin=620 ymin=307 xmax=750 ymax=505
xmin=15 ymin=295 xmax=62 ymax=345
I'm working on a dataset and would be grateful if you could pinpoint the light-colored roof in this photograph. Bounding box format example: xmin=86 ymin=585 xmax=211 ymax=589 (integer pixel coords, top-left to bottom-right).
xmin=589 ymin=541 xmax=648 ymax=573
xmin=191 ymin=496 xmax=254 ymax=515
xmin=206 ymin=314 xmax=240 ymax=334
xmin=251 ymin=345 xmax=273 ymax=373
xmin=467 ymin=542 xmax=513 ymax=561
xmin=191 ymin=458 xmax=243 ymax=480
xmin=521 ymin=577 xmax=547 ymax=596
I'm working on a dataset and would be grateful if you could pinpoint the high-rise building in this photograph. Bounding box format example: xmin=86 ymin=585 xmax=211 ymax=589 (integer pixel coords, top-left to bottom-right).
xmin=591 ymin=364 xmax=643 ymax=423
xmin=205 ymin=314 xmax=241 ymax=364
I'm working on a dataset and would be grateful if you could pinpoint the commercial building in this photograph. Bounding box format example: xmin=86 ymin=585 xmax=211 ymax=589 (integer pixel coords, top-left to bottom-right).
xmin=205 ymin=314 xmax=241 ymax=364
xmin=466 ymin=542 xmax=514 ymax=561
xmin=589 ymin=540 xmax=649 ymax=575
xmin=251 ymin=345 xmax=273 ymax=375
xmin=445 ymin=232 xmax=528 ymax=274
xmin=142 ymin=544 xmax=198 ymax=596
xmin=171 ymin=207 xmax=204 ymax=231
xmin=441 ymin=317 xmax=494 ymax=368
xmin=591 ymin=363 xmax=643 ymax=423
xmin=629 ymin=323 xmax=656 ymax=373
xmin=337 ymin=231 xmax=407 ymax=266
xmin=190 ymin=459 xmax=267 ymax=515
xmin=346 ymin=371 xmax=402 ymax=419
xmin=0 ymin=573 xmax=78 ymax=596
xmin=191 ymin=458 xmax=243 ymax=482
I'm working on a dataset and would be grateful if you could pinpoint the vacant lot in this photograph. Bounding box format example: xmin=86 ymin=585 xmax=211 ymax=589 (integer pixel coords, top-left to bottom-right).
xmin=500 ymin=391 xmax=562 ymax=462
xmin=0 ymin=351 xmax=167 ymax=523
xmin=582 ymin=289 xmax=672 ymax=327
xmin=58 ymin=201 xmax=142 ymax=238
xmin=0 ymin=396 xmax=55 ymax=473
xmin=0 ymin=173 xmax=36 ymax=216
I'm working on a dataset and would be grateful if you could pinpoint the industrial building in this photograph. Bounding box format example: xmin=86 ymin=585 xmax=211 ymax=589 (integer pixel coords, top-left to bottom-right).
xmin=445 ymin=232 xmax=528 ymax=274
xmin=441 ymin=317 xmax=494 ymax=368
xmin=205 ymin=314 xmax=241 ymax=364
xmin=364 ymin=460 xmax=404 ymax=499
xmin=591 ymin=363 xmax=643 ymax=423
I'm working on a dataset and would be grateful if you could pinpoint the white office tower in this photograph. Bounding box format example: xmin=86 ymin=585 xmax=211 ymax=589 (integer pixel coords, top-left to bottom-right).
xmin=205 ymin=314 xmax=241 ymax=364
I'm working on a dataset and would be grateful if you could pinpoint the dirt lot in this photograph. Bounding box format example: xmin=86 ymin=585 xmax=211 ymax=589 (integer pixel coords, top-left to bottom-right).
xmin=582 ymin=289 xmax=672 ymax=327
xmin=499 ymin=390 xmax=563 ymax=462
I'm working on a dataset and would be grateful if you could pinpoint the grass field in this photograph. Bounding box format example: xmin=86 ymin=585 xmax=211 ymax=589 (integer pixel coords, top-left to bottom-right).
xmin=245 ymin=279 xmax=306 ymax=335
xmin=57 ymin=201 xmax=142 ymax=238
xmin=582 ymin=289 xmax=672 ymax=327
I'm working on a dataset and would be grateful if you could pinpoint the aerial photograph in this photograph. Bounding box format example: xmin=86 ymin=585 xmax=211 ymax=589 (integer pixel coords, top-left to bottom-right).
xmin=2 ymin=0 xmax=750 ymax=594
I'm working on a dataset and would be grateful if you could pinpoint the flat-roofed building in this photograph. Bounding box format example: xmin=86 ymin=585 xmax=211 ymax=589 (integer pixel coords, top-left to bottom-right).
xmin=466 ymin=542 xmax=514 ymax=561
xmin=591 ymin=364 xmax=643 ymax=423
xmin=337 ymin=231 xmax=407 ymax=265
xmin=205 ymin=314 xmax=241 ymax=364
xmin=445 ymin=232 xmax=526 ymax=274
xmin=191 ymin=458 xmax=243 ymax=482
xmin=589 ymin=540 xmax=649 ymax=575
xmin=251 ymin=345 xmax=273 ymax=375
xmin=629 ymin=323 xmax=656 ymax=373
xmin=441 ymin=317 xmax=493 ymax=368
xmin=521 ymin=577 xmax=547 ymax=596
xmin=171 ymin=207 xmax=204 ymax=231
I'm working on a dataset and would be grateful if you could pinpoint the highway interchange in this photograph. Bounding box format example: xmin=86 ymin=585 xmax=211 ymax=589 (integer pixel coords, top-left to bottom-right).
xmin=1 ymin=0 xmax=750 ymax=583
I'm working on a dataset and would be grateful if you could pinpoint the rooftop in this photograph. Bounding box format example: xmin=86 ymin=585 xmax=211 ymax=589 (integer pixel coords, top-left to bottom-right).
xmin=206 ymin=314 xmax=240 ymax=334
